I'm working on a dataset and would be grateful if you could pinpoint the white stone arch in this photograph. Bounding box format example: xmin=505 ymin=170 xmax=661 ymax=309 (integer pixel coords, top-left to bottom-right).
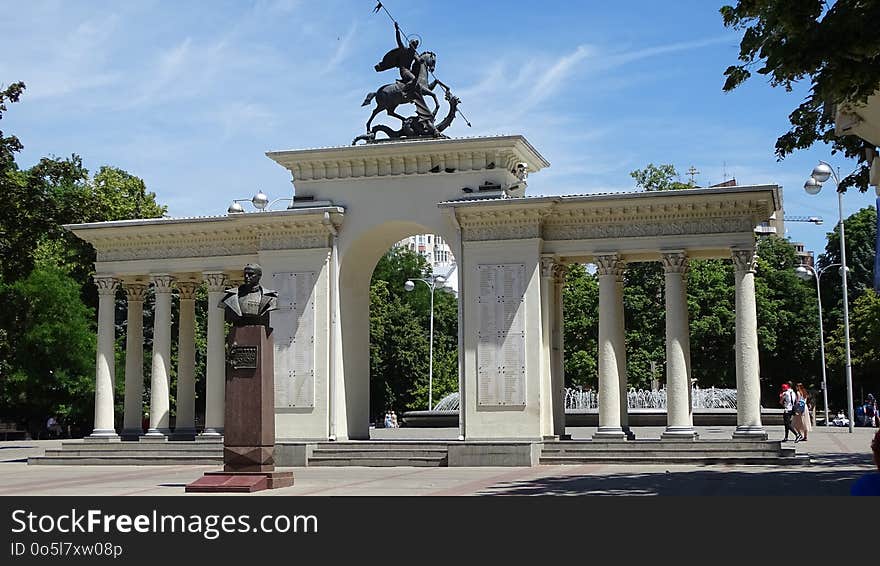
xmin=337 ymin=220 xmax=458 ymax=439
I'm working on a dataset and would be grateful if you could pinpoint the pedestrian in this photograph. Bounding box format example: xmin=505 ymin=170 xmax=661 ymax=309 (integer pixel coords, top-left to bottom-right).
xmin=779 ymin=382 xmax=801 ymax=442
xmin=383 ymin=411 xmax=392 ymax=429
xmin=850 ymin=429 xmax=880 ymax=496
xmin=862 ymin=394 xmax=877 ymax=428
xmin=391 ymin=411 xmax=398 ymax=428
xmin=792 ymin=383 xmax=812 ymax=441
xmin=45 ymin=416 xmax=62 ymax=439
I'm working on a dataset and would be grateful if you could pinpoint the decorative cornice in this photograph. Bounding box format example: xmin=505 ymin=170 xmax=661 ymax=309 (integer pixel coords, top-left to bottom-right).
xmin=68 ymin=209 xmax=342 ymax=263
xmin=457 ymin=206 xmax=551 ymax=242
xmin=731 ymin=248 xmax=757 ymax=273
xmin=266 ymin=135 xmax=549 ymax=183
xmin=448 ymin=188 xmax=779 ymax=245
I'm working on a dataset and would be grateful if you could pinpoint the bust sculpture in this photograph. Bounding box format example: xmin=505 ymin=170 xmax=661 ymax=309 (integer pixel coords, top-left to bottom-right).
xmin=220 ymin=264 xmax=278 ymax=327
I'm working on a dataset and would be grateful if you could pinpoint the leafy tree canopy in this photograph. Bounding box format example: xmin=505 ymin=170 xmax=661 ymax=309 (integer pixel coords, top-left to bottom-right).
xmin=720 ymin=0 xmax=880 ymax=191
xmin=630 ymin=163 xmax=693 ymax=191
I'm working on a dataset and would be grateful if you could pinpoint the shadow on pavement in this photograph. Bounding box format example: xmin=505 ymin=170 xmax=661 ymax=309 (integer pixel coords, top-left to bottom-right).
xmin=480 ymin=468 xmax=866 ymax=496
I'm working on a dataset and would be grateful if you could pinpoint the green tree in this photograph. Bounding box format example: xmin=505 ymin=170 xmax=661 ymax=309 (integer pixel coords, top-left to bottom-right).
xmin=0 ymin=265 xmax=96 ymax=434
xmin=720 ymin=1 xmax=879 ymax=191
xmin=817 ymin=206 xmax=877 ymax=318
xmin=754 ymin=236 xmax=821 ymax=397
xmin=369 ymin=247 xmax=459 ymax=415
xmin=562 ymin=264 xmax=599 ymax=388
xmin=630 ymin=163 xmax=692 ymax=191
xmin=687 ymin=259 xmax=736 ymax=387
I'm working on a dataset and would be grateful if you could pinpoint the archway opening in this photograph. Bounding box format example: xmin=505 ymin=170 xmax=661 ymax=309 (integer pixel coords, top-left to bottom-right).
xmin=337 ymin=220 xmax=459 ymax=440
xmin=369 ymin=235 xmax=458 ymax=431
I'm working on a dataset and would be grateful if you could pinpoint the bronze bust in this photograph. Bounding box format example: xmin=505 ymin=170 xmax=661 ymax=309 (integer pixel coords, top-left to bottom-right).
xmin=220 ymin=264 xmax=278 ymax=327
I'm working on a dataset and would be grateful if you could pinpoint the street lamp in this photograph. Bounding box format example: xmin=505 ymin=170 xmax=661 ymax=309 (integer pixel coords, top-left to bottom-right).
xmin=795 ymin=262 xmax=847 ymax=427
xmin=404 ymin=274 xmax=447 ymax=410
xmin=227 ymin=191 xmax=292 ymax=214
xmin=803 ymin=160 xmax=855 ymax=433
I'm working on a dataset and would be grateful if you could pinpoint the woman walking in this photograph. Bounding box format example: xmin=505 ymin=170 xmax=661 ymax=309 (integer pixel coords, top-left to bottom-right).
xmin=793 ymin=383 xmax=812 ymax=442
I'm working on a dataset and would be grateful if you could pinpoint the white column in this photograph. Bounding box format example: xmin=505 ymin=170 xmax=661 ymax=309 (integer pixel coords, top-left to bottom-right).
xmin=88 ymin=276 xmax=119 ymax=441
xmin=122 ymin=283 xmax=146 ymax=439
xmin=593 ymin=254 xmax=626 ymax=440
xmin=201 ymin=272 xmax=228 ymax=438
xmin=551 ymin=263 xmax=567 ymax=438
xmin=174 ymin=281 xmax=198 ymax=439
xmin=539 ymin=258 xmax=555 ymax=438
xmin=614 ymin=267 xmax=631 ymax=439
xmin=732 ymin=248 xmax=767 ymax=439
xmin=661 ymin=252 xmax=696 ymax=440
xmin=144 ymin=274 xmax=174 ymax=438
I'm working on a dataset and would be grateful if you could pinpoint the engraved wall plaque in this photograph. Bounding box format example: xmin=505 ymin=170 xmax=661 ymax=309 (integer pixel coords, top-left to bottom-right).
xmin=476 ymin=264 xmax=526 ymax=407
xmin=272 ymin=272 xmax=317 ymax=408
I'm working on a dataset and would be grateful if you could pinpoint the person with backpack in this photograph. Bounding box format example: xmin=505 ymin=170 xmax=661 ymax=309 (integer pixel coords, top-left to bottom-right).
xmin=792 ymin=383 xmax=812 ymax=441
xmin=779 ymin=382 xmax=802 ymax=443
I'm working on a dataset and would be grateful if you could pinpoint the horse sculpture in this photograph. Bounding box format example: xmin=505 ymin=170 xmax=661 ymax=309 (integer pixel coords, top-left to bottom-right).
xmin=360 ymin=51 xmax=445 ymax=139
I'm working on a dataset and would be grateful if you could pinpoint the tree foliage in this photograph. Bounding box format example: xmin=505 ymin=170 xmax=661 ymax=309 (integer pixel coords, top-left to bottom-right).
xmin=630 ymin=163 xmax=693 ymax=191
xmin=0 ymin=81 xmax=166 ymax=434
xmin=0 ymin=265 xmax=96 ymax=432
xmin=369 ymin=247 xmax=458 ymax=417
xmin=720 ymin=1 xmax=880 ymax=191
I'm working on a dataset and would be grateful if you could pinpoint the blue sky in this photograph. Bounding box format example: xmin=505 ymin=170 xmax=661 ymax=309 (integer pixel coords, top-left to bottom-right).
xmin=2 ymin=0 xmax=876 ymax=258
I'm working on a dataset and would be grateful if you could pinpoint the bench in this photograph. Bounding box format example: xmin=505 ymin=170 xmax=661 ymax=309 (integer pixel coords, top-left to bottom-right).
xmin=0 ymin=422 xmax=29 ymax=441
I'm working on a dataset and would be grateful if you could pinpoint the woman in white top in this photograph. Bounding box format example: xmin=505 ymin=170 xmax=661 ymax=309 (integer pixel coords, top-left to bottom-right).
xmin=792 ymin=382 xmax=812 ymax=441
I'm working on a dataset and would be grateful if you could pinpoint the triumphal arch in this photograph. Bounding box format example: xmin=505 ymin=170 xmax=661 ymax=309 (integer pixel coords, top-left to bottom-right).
xmin=61 ymin=22 xmax=783 ymax=464
xmin=68 ymin=133 xmax=779 ymax=448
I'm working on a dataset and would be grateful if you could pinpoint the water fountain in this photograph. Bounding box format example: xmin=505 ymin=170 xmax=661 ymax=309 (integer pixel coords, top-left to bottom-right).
xmin=403 ymin=387 xmax=749 ymax=427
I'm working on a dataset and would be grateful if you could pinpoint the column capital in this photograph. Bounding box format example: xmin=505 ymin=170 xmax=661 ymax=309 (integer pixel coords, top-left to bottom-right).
xmin=540 ymin=256 xmax=558 ymax=278
xmin=122 ymin=282 xmax=148 ymax=302
xmin=176 ymin=281 xmax=199 ymax=300
xmin=94 ymin=276 xmax=118 ymax=296
xmin=202 ymin=271 xmax=229 ymax=292
xmin=660 ymin=251 xmax=689 ymax=275
xmin=595 ymin=254 xmax=625 ymax=279
xmin=552 ymin=263 xmax=568 ymax=284
xmin=151 ymin=274 xmax=175 ymax=293
xmin=731 ymin=248 xmax=757 ymax=273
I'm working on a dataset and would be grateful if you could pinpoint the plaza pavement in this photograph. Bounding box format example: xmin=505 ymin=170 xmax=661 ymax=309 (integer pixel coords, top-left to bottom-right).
xmin=0 ymin=425 xmax=875 ymax=496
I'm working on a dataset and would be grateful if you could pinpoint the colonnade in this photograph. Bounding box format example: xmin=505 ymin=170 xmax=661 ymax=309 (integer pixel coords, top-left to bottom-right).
xmin=87 ymin=272 xmax=233 ymax=442
xmin=549 ymin=246 xmax=765 ymax=441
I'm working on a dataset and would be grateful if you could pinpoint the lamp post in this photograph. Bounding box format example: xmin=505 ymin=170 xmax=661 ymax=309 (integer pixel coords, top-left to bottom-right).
xmin=404 ymin=274 xmax=446 ymax=410
xmin=227 ymin=191 xmax=292 ymax=214
xmin=795 ymin=262 xmax=845 ymax=427
xmin=804 ymin=161 xmax=855 ymax=433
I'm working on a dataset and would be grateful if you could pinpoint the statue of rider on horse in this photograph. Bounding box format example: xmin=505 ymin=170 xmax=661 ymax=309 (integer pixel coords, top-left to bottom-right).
xmin=353 ymin=21 xmax=464 ymax=145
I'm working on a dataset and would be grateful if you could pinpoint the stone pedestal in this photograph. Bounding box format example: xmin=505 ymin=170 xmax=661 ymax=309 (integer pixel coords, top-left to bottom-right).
xmin=186 ymin=324 xmax=294 ymax=493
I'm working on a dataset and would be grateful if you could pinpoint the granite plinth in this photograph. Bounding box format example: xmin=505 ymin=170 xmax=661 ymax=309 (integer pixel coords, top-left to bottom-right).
xmin=185 ymin=471 xmax=294 ymax=493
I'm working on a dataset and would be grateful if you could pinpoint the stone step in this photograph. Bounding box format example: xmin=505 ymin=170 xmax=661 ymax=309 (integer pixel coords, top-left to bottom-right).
xmin=541 ymin=444 xmax=791 ymax=455
xmin=541 ymin=447 xmax=792 ymax=456
xmin=539 ymin=455 xmax=809 ymax=465
xmin=38 ymin=449 xmax=223 ymax=458
xmin=543 ymin=440 xmax=785 ymax=450
xmin=308 ymin=455 xmax=447 ymax=467
xmin=57 ymin=442 xmax=222 ymax=452
xmin=310 ymin=449 xmax=448 ymax=459
xmin=312 ymin=442 xmax=450 ymax=449
xmin=28 ymin=455 xmax=222 ymax=466
xmin=541 ymin=449 xmax=792 ymax=459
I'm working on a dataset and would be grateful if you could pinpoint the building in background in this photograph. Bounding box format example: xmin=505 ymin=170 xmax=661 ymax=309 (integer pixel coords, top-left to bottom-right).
xmin=396 ymin=234 xmax=458 ymax=292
